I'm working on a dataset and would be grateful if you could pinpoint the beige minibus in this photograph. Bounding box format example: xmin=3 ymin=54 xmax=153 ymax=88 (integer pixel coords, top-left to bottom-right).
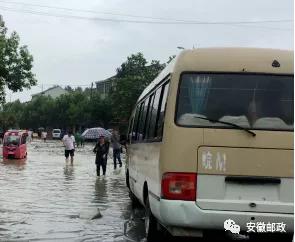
xmin=126 ymin=48 xmax=293 ymax=241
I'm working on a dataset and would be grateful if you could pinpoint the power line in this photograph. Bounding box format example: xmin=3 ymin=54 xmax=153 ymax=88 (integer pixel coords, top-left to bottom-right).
xmin=37 ymin=84 xmax=92 ymax=87
xmin=233 ymin=23 xmax=292 ymax=31
xmin=1 ymin=0 xmax=293 ymax=25
xmin=0 ymin=5 xmax=292 ymax=26
xmin=0 ymin=0 xmax=197 ymax=23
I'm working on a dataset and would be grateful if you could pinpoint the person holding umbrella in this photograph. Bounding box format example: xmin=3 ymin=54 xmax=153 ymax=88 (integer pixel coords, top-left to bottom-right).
xmin=93 ymin=135 xmax=109 ymax=176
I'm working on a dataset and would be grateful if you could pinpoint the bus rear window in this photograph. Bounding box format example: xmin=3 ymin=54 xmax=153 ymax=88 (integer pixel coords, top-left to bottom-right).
xmin=176 ymin=73 xmax=293 ymax=131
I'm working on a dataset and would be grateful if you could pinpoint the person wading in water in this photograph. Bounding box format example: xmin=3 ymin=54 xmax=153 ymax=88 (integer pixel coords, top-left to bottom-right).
xmin=111 ymin=129 xmax=122 ymax=169
xmin=62 ymin=130 xmax=76 ymax=163
xmin=93 ymin=136 xmax=109 ymax=176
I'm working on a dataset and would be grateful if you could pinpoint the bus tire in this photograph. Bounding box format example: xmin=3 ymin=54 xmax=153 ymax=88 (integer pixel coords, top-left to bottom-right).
xmin=129 ymin=191 xmax=141 ymax=208
xmin=145 ymin=196 xmax=159 ymax=241
xmin=125 ymin=170 xmax=130 ymax=189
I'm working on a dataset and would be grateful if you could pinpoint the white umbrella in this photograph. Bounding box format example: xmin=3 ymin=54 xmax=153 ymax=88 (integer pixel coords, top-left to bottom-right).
xmin=81 ymin=127 xmax=111 ymax=140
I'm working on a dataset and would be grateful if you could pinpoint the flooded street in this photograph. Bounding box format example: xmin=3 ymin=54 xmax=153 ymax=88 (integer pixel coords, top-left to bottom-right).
xmin=0 ymin=140 xmax=286 ymax=242
xmin=0 ymin=0 xmax=293 ymax=241
xmin=0 ymin=140 xmax=146 ymax=242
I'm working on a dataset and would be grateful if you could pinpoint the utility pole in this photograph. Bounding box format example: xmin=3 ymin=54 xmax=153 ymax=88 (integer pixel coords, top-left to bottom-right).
xmin=90 ymin=82 xmax=93 ymax=100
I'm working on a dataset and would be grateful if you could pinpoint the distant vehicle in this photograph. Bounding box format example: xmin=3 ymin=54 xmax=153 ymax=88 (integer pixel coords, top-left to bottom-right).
xmin=126 ymin=48 xmax=294 ymax=241
xmin=3 ymin=130 xmax=28 ymax=159
xmin=32 ymin=132 xmax=39 ymax=138
xmin=52 ymin=129 xmax=61 ymax=139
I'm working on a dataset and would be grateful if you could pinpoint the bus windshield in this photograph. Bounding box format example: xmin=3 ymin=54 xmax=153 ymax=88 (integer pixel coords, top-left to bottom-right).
xmin=176 ymin=73 xmax=293 ymax=131
xmin=4 ymin=135 xmax=20 ymax=146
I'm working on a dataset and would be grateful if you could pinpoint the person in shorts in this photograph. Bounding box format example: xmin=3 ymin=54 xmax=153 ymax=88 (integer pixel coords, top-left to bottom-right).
xmin=62 ymin=130 xmax=76 ymax=163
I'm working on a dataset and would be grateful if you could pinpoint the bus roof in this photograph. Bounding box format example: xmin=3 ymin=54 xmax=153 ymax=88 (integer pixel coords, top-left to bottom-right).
xmin=138 ymin=48 xmax=293 ymax=101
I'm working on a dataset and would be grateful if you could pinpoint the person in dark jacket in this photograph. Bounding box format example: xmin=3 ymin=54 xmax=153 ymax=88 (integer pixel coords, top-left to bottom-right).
xmin=93 ymin=136 xmax=109 ymax=176
xmin=111 ymin=130 xmax=122 ymax=169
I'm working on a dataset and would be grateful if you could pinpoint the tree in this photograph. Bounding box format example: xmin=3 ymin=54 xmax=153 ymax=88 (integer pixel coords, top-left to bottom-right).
xmin=89 ymin=93 xmax=113 ymax=127
xmin=0 ymin=111 xmax=17 ymax=130
xmin=0 ymin=51 xmax=166 ymax=132
xmin=18 ymin=96 xmax=55 ymax=129
xmin=111 ymin=53 xmax=165 ymax=122
xmin=65 ymin=85 xmax=74 ymax=92
xmin=0 ymin=17 xmax=36 ymax=103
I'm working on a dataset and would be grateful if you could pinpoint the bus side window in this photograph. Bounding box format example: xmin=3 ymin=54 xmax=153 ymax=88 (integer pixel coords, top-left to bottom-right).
xmin=127 ymin=115 xmax=134 ymax=142
xmin=138 ymin=97 xmax=150 ymax=141
xmin=147 ymin=87 xmax=162 ymax=139
xmin=143 ymin=94 xmax=154 ymax=140
xmin=132 ymin=103 xmax=142 ymax=143
xmin=156 ymin=82 xmax=170 ymax=139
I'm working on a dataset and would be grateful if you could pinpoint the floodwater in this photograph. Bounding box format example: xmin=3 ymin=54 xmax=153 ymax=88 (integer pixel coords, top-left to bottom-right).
xmin=0 ymin=140 xmax=146 ymax=242
xmin=0 ymin=140 xmax=286 ymax=242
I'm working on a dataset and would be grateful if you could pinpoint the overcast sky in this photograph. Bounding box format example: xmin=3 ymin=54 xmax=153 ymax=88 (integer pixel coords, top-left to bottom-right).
xmin=1 ymin=0 xmax=293 ymax=102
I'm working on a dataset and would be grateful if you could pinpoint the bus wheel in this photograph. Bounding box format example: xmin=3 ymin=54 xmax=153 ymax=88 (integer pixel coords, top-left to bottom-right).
xmin=145 ymin=197 xmax=159 ymax=241
xmin=129 ymin=191 xmax=141 ymax=208
xmin=125 ymin=171 xmax=130 ymax=189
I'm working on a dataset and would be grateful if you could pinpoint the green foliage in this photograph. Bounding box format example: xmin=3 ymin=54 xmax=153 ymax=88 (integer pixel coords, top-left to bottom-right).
xmin=1 ymin=89 xmax=113 ymax=131
xmin=0 ymin=52 xmax=166 ymax=132
xmin=83 ymin=93 xmax=116 ymax=130
xmin=17 ymin=96 xmax=55 ymax=129
xmin=111 ymin=53 xmax=165 ymax=121
xmin=0 ymin=18 xmax=37 ymax=103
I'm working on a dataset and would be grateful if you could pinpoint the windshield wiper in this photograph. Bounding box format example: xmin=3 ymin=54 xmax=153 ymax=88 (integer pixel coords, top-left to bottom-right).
xmin=193 ymin=116 xmax=256 ymax=137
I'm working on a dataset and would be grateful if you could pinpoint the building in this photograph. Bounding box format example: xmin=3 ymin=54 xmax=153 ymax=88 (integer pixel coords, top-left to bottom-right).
xmin=31 ymin=85 xmax=68 ymax=100
xmin=95 ymin=76 xmax=116 ymax=99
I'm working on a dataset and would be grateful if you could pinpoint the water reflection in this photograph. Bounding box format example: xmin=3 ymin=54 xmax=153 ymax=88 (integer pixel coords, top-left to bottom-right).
xmin=0 ymin=141 xmax=258 ymax=242
xmin=63 ymin=162 xmax=74 ymax=181
xmin=2 ymin=158 xmax=27 ymax=170
xmin=123 ymin=207 xmax=146 ymax=242
xmin=93 ymin=177 xmax=108 ymax=204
